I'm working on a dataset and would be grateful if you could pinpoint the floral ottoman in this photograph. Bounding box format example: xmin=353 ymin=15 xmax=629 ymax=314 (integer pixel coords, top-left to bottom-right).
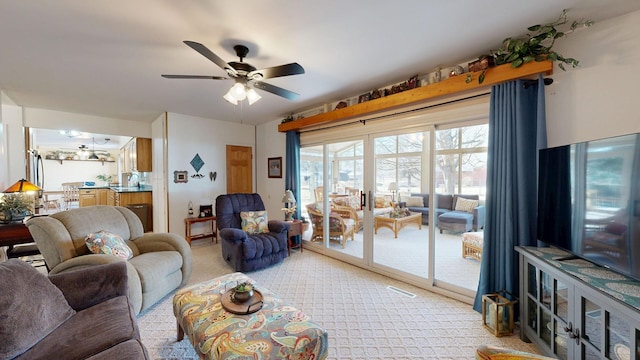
xmin=173 ymin=272 xmax=328 ymax=359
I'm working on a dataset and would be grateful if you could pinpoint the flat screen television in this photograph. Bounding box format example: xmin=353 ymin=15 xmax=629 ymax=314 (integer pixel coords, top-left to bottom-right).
xmin=537 ymin=133 xmax=640 ymax=280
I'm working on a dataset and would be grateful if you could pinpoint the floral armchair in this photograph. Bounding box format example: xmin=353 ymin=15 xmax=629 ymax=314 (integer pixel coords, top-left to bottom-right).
xmin=305 ymin=202 xmax=355 ymax=248
xmin=331 ymin=194 xmax=394 ymax=231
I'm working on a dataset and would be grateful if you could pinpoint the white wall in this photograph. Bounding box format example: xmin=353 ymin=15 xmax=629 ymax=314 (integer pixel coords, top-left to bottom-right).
xmin=546 ymin=10 xmax=640 ymax=147
xmin=23 ymin=107 xmax=151 ymax=138
xmin=151 ymin=113 xmax=168 ymax=232
xmin=256 ymin=119 xmax=287 ymax=220
xmin=166 ymin=112 xmax=255 ymax=237
xmin=38 ymin=153 xmax=118 ymax=191
xmin=0 ymin=91 xmax=26 ymax=190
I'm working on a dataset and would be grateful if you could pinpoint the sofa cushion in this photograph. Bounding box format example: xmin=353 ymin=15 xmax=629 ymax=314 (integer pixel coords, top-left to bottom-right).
xmin=20 ymin=296 xmax=138 ymax=360
xmin=405 ymin=196 xmax=424 ymax=207
xmin=333 ymin=195 xmax=361 ymax=210
xmin=129 ymin=251 xmax=183 ymax=289
xmin=0 ymin=260 xmax=76 ymax=359
xmin=85 ymin=230 xmax=134 ymax=260
xmin=439 ymin=211 xmax=474 ymax=224
xmin=374 ymin=195 xmax=391 ymax=208
xmin=240 ymin=211 xmax=269 ymax=234
xmin=85 ymin=339 xmax=148 ymax=360
xmin=455 ymin=197 xmax=479 ymax=213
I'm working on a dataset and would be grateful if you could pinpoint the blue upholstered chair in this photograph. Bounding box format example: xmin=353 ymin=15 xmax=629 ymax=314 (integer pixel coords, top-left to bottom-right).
xmin=215 ymin=193 xmax=289 ymax=272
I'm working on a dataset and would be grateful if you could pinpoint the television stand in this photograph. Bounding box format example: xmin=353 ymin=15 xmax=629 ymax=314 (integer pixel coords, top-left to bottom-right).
xmin=516 ymin=246 xmax=640 ymax=359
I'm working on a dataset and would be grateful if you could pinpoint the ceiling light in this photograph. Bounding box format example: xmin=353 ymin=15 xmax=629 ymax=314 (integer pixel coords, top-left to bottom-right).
xmin=231 ymin=83 xmax=247 ymax=100
xmin=59 ymin=130 xmax=80 ymax=138
xmin=246 ymin=88 xmax=261 ymax=105
xmin=223 ymin=82 xmax=261 ymax=105
xmin=223 ymin=90 xmax=238 ymax=105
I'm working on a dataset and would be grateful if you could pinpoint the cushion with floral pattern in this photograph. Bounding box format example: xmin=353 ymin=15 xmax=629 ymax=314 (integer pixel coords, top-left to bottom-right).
xmin=240 ymin=211 xmax=269 ymax=234
xmin=85 ymin=230 xmax=133 ymax=260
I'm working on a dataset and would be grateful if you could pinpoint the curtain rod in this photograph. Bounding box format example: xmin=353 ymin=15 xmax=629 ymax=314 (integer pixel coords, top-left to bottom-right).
xmin=303 ymin=91 xmax=491 ymax=133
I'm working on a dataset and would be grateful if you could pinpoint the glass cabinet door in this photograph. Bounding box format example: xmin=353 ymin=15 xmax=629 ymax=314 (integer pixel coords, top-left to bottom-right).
xmin=577 ymin=290 xmax=633 ymax=360
xmin=525 ymin=262 xmax=571 ymax=359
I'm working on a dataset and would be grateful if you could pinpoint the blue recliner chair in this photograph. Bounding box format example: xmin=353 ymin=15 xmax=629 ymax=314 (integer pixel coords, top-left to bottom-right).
xmin=215 ymin=193 xmax=289 ymax=272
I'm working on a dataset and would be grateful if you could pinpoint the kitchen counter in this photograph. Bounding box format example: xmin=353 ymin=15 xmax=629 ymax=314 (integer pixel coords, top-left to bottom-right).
xmin=80 ymin=185 xmax=152 ymax=193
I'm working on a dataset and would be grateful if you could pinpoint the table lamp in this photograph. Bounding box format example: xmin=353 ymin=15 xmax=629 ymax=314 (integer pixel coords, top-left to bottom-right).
xmin=387 ymin=182 xmax=398 ymax=202
xmin=1 ymin=179 xmax=42 ymax=222
xmin=281 ymin=190 xmax=297 ymax=221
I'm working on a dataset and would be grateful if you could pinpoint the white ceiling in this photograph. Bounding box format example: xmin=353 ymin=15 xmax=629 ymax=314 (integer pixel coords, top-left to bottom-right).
xmin=1 ymin=1 xmax=639 ymax=130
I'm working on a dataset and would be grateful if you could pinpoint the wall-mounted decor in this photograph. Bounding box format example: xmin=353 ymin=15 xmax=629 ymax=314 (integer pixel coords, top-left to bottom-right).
xmin=268 ymin=157 xmax=282 ymax=178
xmin=199 ymin=205 xmax=213 ymax=218
xmin=209 ymin=171 xmax=217 ymax=182
xmin=174 ymin=170 xmax=188 ymax=183
xmin=190 ymin=153 xmax=205 ymax=178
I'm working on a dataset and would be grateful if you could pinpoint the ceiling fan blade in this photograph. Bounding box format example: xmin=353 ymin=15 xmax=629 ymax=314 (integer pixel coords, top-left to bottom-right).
xmin=253 ymin=81 xmax=300 ymax=100
xmin=183 ymin=41 xmax=238 ymax=76
xmin=161 ymin=75 xmax=229 ymax=80
xmin=248 ymin=63 xmax=305 ymax=80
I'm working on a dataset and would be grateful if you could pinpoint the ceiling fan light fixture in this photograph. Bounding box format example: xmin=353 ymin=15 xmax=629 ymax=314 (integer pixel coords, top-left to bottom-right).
xmin=223 ymin=90 xmax=238 ymax=105
xmin=246 ymin=88 xmax=261 ymax=105
xmin=230 ymin=83 xmax=247 ymax=100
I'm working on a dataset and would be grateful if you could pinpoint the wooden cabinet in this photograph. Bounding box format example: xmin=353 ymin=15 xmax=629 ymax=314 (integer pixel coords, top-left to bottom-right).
xmin=517 ymin=246 xmax=640 ymax=359
xmin=107 ymin=189 xmax=150 ymax=207
xmin=121 ymin=137 xmax=152 ymax=172
xmin=79 ymin=188 xmax=109 ymax=207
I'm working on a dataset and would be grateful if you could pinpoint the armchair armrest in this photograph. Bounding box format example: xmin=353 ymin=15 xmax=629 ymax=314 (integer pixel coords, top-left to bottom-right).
xmin=331 ymin=205 xmax=361 ymax=230
xmin=473 ymin=205 xmax=486 ymax=230
xmin=134 ymin=232 xmax=193 ymax=286
xmin=48 ymin=261 xmax=128 ymax=311
xmin=219 ymin=228 xmax=248 ymax=242
xmin=268 ymin=220 xmax=290 ymax=234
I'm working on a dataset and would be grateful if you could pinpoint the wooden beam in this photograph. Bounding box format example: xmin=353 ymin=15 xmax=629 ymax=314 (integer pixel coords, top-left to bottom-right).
xmin=278 ymin=60 xmax=553 ymax=132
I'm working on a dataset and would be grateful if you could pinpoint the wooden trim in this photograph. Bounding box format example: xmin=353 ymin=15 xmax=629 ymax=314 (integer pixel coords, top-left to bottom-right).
xmin=278 ymin=60 xmax=553 ymax=133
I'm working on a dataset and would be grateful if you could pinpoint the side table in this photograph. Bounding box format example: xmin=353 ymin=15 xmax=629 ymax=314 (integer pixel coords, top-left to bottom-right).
xmin=286 ymin=220 xmax=303 ymax=255
xmin=184 ymin=216 xmax=217 ymax=245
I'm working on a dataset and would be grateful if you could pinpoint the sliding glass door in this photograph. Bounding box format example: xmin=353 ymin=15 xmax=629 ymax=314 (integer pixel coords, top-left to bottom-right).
xmin=371 ymin=131 xmax=430 ymax=278
xmin=300 ymin=120 xmax=488 ymax=297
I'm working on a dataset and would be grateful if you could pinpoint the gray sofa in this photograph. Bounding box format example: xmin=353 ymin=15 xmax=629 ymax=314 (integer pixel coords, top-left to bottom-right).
xmin=405 ymin=193 xmax=485 ymax=233
xmin=0 ymin=260 xmax=148 ymax=359
xmin=26 ymin=205 xmax=192 ymax=314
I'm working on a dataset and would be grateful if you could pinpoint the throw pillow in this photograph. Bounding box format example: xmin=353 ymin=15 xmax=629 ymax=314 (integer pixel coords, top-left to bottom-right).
xmin=455 ymin=197 xmax=479 ymax=213
xmin=85 ymin=230 xmax=133 ymax=260
xmin=0 ymin=259 xmax=76 ymax=359
xmin=240 ymin=211 xmax=269 ymax=234
xmin=374 ymin=196 xmax=391 ymax=208
xmin=405 ymin=196 xmax=424 ymax=207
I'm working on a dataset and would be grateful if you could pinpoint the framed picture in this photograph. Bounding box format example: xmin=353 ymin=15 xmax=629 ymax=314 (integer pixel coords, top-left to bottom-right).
xmin=199 ymin=205 xmax=213 ymax=218
xmin=174 ymin=170 xmax=188 ymax=183
xmin=268 ymin=157 xmax=282 ymax=178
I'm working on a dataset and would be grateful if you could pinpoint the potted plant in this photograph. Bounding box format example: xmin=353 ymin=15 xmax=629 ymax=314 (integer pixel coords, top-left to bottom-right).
xmin=231 ymin=281 xmax=254 ymax=303
xmin=96 ymin=174 xmax=113 ymax=186
xmin=477 ymin=9 xmax=593 ymax=83
xmin=0 ymin=194 xmax=33 ymax=223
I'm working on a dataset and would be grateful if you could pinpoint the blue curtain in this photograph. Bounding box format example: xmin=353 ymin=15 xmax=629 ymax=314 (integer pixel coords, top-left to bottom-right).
xmin=285 ymin=130 xmax=301 ymax=221
xmin=473 ymin=75 xmax=547 ymax=312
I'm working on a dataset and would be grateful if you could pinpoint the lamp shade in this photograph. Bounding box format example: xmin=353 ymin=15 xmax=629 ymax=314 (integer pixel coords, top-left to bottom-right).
xmin=387 ymin=182 xmax=398 ymax=191
xmin=3 ymin=179 xmax=42 ymax=193
xmin=281 ymin=189 xmax=296 ymax=204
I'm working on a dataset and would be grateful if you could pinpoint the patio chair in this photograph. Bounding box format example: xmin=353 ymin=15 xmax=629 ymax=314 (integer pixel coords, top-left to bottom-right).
xmin=306 ymin=202 xmax=355 ymax=248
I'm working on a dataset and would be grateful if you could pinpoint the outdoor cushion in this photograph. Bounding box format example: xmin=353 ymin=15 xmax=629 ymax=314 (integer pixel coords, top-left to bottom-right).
xmin=439 ymin=211 xmax=474 ymax=224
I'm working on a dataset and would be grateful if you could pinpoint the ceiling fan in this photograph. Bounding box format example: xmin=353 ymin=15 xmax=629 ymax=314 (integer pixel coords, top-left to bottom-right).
xmin=162 ymin=41 xmax=305 ymax=102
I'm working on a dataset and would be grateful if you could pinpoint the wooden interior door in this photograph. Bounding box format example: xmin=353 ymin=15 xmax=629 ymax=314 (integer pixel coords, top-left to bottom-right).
xmin=226 ymin=145 xmax=253 ymax=194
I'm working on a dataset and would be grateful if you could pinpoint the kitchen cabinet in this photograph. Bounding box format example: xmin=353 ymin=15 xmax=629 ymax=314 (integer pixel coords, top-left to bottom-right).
xmin=107 ymin=189 xmax=152 ymax=207
xmin=79 ymin=188 xmax=109 ymax=207
xmin=517 ymin=246 xmax=640 ymax=359
xmin=121 ymin=137 xmax=152 ymax=172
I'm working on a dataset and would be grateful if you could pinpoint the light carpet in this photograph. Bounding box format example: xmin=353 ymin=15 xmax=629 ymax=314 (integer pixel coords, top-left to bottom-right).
xmin=138 ymin=240 xmax=539 ymax=359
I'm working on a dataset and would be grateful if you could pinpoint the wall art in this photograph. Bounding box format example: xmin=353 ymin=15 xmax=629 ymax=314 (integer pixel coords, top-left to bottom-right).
xmin=174 ymin=170 xmax=188 ymax=183
xmin=268 ymin=157 xmax=282 ymax=178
